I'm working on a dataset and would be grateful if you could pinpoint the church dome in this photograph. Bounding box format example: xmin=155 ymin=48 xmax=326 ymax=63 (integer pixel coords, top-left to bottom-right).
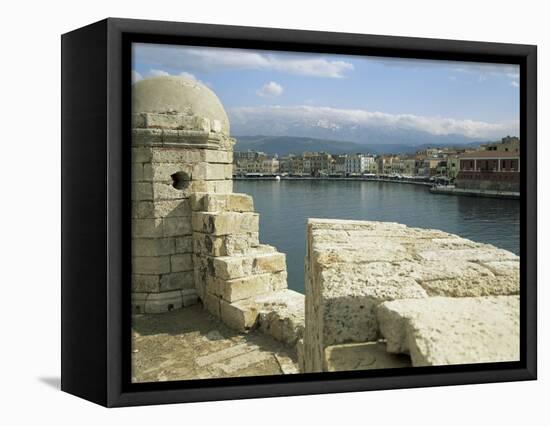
xmin=132 ymin=76 xmax=230 ymax=135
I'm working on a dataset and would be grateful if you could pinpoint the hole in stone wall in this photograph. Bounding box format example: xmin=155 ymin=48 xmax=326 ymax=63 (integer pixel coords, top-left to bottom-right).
xmin=167 ymin=304 xmax=174 ymax=311
xmin=171 ymin=171 xmax=191 ymax=190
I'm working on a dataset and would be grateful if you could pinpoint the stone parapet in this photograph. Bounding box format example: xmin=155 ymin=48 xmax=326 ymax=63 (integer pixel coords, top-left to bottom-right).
xmin=304 ymin=218 xmax=520 ymax=373
xmin=376 ymin=296 xmax=520 ymax=366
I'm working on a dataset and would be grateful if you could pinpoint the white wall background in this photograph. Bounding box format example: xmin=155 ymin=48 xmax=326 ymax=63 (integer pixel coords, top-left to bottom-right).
xmin=0 ymin=0 xmax=546 ymax=423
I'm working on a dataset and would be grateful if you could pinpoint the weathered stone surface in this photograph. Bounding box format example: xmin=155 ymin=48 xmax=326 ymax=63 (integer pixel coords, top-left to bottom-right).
xmin=133 ymin=237 xmax=175 ymax=257
xmin=376 ymin=296 xmax=520 ymax=366
xmin=209 ymin=273 xmax=274 ymax=302
xmin=163 ymin=217 xmax=192 ymax=237
xmin=132 ymin=147 xmax=153 ymax=163
xmin=132 ymin=182 xmax=154 ymax=201
xmin=133 ymin=256 xmax=171 ymax=275
xmin=132 ymin=76 xmax=230 ymax=135
xmin=132 ymin=163 xmax=143 ymax=181
xmin=203 ymin=292 xmax=221 ymax=318
xmin=153 ymin=182 xmax=187 ymax=200
xmin=256 ymin=290 xmax=304 ymax=346
xmin=304 ymin=218 xmax=520 ymax=373
xmin=212 ymin=252 xmax=286 ymax=280
xmin=160 ymin=271 xmax=194 ymax=291
xmin=220 ymin=299 xmax=259 ymax=332
xmin=193 ymin=232 xmax=260 ymax=256
xmin=132 ymin=292 xmax=148 ymax=314
xmin=218 ymin=290 xmax=305 ymax=345
xmin=324 ymin=342 xmax=411 ymax=372
xmin=190 ymin=192 xmax=254 ymax=213
xmin=181 ymin=289 xmax=199 ymax=307
xmin=132 ymin=218 xmax=163 ymax=238
xmin=192 ymin=212 xmax=259 ymax=235
xmin=132 ymin=305 xmax=299 ymax=382
xmin=201 ymin=149 xmax=233 ymax=164
xmin=175 ymin=236 xmax=194 ymax=253
xmin=191 ymin=162 xmax=232 ymax=180
xmin=144 ymin=291 xmax=183 ymax=314
xmin=170 ymin=254 xmax=193 ymax=272
xmin=132 ymin=274 xmax=160 ymax=293
xmin=151 ymin=148 xmax=202 ymax=164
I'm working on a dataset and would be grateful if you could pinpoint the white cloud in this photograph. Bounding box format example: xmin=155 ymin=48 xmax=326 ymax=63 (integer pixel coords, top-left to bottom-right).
xmin=230 ymin=105 xmax=519 ymax=139
xmin=510 ymin=80 xmax=519 ymax=87
xmin=132 ymin=70 xmax=143 ymax=83
xmin=179 ymin=71 xmax=197 ymax=80
xmin=257 ymin=81 xmax=283 ymax=97
xmin=147 ymin=69 xmax=170 ymax=77
xmin=452 ymin=63 xmax=519 ymax=86
xmin=134 ymin=44 xmax=354 ymax=78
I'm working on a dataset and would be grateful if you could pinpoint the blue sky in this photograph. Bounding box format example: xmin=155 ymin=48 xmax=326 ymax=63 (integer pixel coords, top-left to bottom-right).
xmin=132 ymin=43 xmax=519 ymax=140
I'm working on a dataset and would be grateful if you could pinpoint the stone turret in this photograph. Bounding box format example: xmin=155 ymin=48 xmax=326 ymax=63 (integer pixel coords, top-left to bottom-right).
xmin=131 ymin=76 xmax=235 ymax=313
xmin=131 ymin=77 xmax=303 ymax=348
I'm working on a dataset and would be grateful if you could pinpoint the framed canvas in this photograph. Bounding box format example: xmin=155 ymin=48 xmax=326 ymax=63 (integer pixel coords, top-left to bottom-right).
xmin=61 ymin=18 xmax=537 ymax=407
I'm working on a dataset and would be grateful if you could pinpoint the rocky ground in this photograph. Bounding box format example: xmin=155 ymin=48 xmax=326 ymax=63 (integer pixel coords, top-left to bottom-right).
xmin=131 ymin=303 xmax=299 ymax=383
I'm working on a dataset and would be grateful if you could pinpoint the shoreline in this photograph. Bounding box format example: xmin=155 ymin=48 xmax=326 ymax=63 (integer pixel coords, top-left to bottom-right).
xmin=430 ymin=185 xmax=520 ymax=200
xmin=234 ymin=175 xmax=433 ymax=186
xmin=233 ymin=176 xmax=519 ymax=200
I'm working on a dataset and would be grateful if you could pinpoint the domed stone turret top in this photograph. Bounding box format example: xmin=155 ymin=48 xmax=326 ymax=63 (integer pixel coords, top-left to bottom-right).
xmin=133 ymin=76 xmax=230 ymax=136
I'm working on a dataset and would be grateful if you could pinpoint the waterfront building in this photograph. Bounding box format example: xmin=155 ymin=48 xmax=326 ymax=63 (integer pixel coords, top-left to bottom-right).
xmin=345 ymin=153 xmax=375 ymax=175
xmin=481 ymin=136 xmax=519 ymax=153
xmin=455 ymin=147 xmax=520 ymax=192
xmin=330 ymin=154 xmax=347 ymax=176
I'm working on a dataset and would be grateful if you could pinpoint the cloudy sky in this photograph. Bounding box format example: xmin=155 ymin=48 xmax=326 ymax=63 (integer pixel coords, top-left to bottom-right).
xmin=132 ymin=43 xmax=519 ymax=141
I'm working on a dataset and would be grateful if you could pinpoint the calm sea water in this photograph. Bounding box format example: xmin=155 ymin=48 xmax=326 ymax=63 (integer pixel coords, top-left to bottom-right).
xmin=234 ymin=180 xmax=520 ymax=294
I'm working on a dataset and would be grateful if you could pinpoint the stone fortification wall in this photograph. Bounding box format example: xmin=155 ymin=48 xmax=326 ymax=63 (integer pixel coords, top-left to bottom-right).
xmin=304 ymin=218 xmax=520 ymax=372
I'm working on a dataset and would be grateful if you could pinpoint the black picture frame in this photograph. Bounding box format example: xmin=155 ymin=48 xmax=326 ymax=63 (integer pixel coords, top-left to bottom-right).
xmin=61 ymin=17 xmax=537 ymax=407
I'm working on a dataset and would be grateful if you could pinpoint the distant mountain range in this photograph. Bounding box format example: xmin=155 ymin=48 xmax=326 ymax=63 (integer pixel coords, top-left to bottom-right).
xmin=234 ymin=135 xmax=486 ymax=156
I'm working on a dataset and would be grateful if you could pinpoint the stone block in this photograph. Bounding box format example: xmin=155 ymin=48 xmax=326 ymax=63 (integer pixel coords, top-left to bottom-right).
xmin=192 ymin=212 xmax=259 ymax=236
xmin=144 ymin=162 xmax=192 ymax=183
xmin=190 ymin=193 xmax=254 ymax=213
xmin=182 ymin=289 xmax=199 ymax=307
xmin=201 ymin=149 xmax=233 ymax=164
xmin=376 ymin=296 xmax=520 ymax=366
xmin=132 ymin=274 xmax=160 ymax=293
xmin=132 ymin=163 xmax=143 ymax=182
xmin=170 ymin=254 xmax=194 ymax=272
xmin=132 ymin=293 xmax=148 ymax=314
xmin=152 ymin=148 xmax=202 ymax=164
xmin=207 ymin=251 xmax=285 ymax=281
xmin=213 ymin=273 xmax=273 ymax=302
xmin=175 ymin=236 xmax=193 ymax=254
xmin=132 ymin=218 xmax=163 ymax=238
xmin=203 ymin=292 xmax=221 ymax=318
xmin=144 ymin=291 xmax=183 ymax=314
xmin=160 ymin=271 xmax=194 ymax=291
xmin=133 ymin=201 xmax=154 ymax=219
xmin=187 ymin=179 xmax=233 ymax=194
xmin=192 ymin=162 xmax=232 ymax=180
xmin=220 ymin=299 xmax=259 ymax=332
xmin=132 ymin=128 xmax=163 ymax=144
xmin=133 ymin=256 xmax=171 ymax=275
xmin=323 ymin=342 xmax=411 ymax=372
xmin=193 ymin=233 xmax=260 ymax=257
xmin=152 ymin=182 xmax=187 ymax=200
xmin=163 ymin=217 xmax=192 ymax=237
xmin=132 ymin=147 xmax=153 ymax=163
xmin=303 ymin=218 xmax=520 ymax=373
xmin=132 ymin=182 xmax=153 ymax=201
xmin=133 ymin=237 xmax=175 ymax=257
